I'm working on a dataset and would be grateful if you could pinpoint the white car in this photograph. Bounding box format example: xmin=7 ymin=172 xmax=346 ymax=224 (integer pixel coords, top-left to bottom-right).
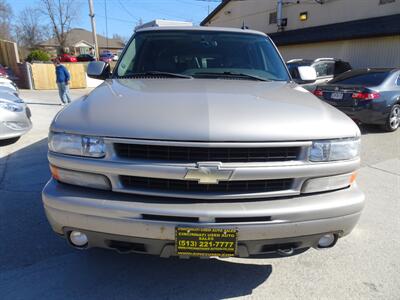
xmin=112 ymin=54 xmax=119 ymax=61
xmin=0 ymin=89 xmax=32 ymax=141
xmin=0 ymin=77 xmax=19 ymax=96
xmin=287 ymin=58 xmax=352 ymax=92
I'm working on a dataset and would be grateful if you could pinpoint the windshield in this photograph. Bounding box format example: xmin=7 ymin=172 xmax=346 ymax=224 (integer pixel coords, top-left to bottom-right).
xmin=116 ymin=30 xmax=290 ymax=81
xmin=330 ymin=71 xmax=390 ymax=86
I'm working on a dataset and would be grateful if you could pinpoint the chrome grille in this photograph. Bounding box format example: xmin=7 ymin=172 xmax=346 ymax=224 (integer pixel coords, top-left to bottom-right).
xmin=120 ymin=176 xmax=294 ymax=194
xmin=114 ymin=143 xmax=301 ymax=162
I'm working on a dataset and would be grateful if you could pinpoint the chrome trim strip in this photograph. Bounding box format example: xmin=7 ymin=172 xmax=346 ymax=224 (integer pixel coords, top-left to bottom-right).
xmin=105 ymin=137 xmax=312 ymax=148
xmin=49 ymin=153 xmax=360 ymax=181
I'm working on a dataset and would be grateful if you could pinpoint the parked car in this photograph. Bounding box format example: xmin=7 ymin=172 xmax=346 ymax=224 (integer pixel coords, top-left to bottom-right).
xmin=314 ymin=68 xmax=400 ymax=132
xmin=287 ymin=58 xmax=352 ymax=91
xmin=59 ymin=54 xmax=78 ymax=63
xmin=0 ymin=77 xmax=19 ymax=96
xmin=99 ymin=53 xmax=113 ymax=63
xmin=0 ymin=90 xmax=32 ymax=141
xmin=43 ymin=27 xmax=364 ymax=259
xmin=77 ymin=54 xmax=95 ymax=62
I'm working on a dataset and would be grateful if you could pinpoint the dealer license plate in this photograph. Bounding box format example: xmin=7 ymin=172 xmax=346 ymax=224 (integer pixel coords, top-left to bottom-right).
xmin=331 ymin=92 xmax=344 ymax=100
xmin=175 ymin=227 xmax=238 ymax=257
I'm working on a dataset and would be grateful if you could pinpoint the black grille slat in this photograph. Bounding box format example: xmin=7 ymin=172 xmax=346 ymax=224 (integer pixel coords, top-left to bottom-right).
xmin=114 ymin=144 xmax=301 ymax=162
xmin=120 ymin=176 xmax=293 ymax=194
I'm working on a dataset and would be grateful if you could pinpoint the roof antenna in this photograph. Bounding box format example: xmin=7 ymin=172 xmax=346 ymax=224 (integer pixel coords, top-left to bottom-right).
xmin=241 ymin=20 xmax=248 ymax=30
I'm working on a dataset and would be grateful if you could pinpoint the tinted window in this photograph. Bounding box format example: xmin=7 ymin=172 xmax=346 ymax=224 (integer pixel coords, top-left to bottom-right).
xmin=334 ymin=62 xmax=352 ymax=76
xmin=287 ymin=64 xmax=300 ymax=79
xmin=117 ymin=30 xmax=290 ymax=81
xmin=312 ymin=61 xmax=334 ymax=77
xmin=331 ymin=71 xmax=390 ymax=86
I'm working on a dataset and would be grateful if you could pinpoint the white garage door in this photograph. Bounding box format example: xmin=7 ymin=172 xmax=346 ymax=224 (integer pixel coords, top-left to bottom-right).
xmin=279 ymin=35 xmax=400 ymax=68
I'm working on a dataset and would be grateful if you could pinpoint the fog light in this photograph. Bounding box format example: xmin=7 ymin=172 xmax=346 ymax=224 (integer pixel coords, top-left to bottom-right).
xmin=302 ymin=172 xmax=356 ymax=194
xmin=50 ymin=165 xmax=111 ymax=190
xmin=318 ymin=233 xmax=337 ymax=248
xmin=69 ymin=231 xmax=88 ymax=247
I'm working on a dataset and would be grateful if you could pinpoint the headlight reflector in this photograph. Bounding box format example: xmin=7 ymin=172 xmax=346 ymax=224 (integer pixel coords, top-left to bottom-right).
xmin=48 ymin=132 xmax=105 ymax=158
xmin=309 ymin=138 xmax=360 ymax=162
xmin=0 ymin=100 xmax=23 ymax=112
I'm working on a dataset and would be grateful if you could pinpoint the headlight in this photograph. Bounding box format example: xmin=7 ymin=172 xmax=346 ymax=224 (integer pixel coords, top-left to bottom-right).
xmin=0 ymin=100 xmax=23 ymax=112
xmin=48 ymin=132 xmax=105 ymax=158
xmin=309 ymin=138 xmax=360 ymax=162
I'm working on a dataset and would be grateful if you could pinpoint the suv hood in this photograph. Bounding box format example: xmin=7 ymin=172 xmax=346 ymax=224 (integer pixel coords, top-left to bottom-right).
xmin=52 ymin=79 xmax=360 ymax=141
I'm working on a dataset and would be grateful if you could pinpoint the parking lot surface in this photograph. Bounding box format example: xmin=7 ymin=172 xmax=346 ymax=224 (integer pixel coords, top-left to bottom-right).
xmin=0 ymin=89 xmax=399 ymax=300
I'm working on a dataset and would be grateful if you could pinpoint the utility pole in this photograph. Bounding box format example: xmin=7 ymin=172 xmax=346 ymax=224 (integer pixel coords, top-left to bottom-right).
xmin=88 ymin=0 xmax=99 ymax=60
xmin=104 ymin=0 xmax=109 ymax=49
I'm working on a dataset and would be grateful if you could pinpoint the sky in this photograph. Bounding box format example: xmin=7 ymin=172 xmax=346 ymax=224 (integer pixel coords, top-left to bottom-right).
xmin=10 ymin=0 xmax=221 ymax=39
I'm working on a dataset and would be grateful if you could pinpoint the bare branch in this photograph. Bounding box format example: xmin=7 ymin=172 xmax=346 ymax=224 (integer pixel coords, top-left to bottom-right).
xmin=40 ymin=0 xmax=78 ymax=52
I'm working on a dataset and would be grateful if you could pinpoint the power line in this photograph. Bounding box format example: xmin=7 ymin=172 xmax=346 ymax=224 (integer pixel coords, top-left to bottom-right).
xmin=117 ymin=0 xmax=141 ymax=21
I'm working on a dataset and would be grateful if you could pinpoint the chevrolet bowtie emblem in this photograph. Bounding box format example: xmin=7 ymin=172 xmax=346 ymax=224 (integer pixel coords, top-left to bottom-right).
xmin=184 ymin=162 xmax=234 ymax=184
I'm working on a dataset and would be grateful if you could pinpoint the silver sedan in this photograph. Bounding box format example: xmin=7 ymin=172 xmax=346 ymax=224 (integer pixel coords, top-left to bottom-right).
xmin=0 ymin=89 xmax=32 ymax=141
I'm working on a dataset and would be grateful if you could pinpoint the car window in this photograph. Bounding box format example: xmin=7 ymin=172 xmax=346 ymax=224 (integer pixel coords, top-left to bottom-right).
xmin=312 ymin=61 xmax=334 ymax=77
xmin=330 ymin=71 xmax=390 ymax=86
xmin=287 ymin=64 xmax=300 ymax=79
xmin=334 ymin=62 xmax=352 ymax=76
xmin=396 ymin=75 xmax=400 ymax=86
xmin=116 ymin=30 xmax=290 ymax=81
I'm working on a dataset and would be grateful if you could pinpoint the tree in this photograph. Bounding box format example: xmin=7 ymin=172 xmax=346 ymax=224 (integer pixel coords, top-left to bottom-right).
xmin=0 ymin=0 xmax=12 ymax=40
xmin=26 ymin=49 xmax=51 ymax=62
xmin=40 ymin=0 xmax=79 ymax=52
xmin=112 ymin=34 xmax=128 ymax=44
xmin=15 ymin=7 xmax=49 ymax=48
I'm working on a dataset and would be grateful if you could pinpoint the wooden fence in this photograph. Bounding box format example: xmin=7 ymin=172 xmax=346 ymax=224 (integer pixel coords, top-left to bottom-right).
xmin=31 ymin=63 xmax=88 ymax=89
xmin=0 ymin=39 xmax=20 ymax=70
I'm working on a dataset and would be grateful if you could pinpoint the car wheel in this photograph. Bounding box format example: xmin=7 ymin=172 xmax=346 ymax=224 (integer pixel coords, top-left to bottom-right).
xmin=383 ymin=104 xmax=400 ymax=132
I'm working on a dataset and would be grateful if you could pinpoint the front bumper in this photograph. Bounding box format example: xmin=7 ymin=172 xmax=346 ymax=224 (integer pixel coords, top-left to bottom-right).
xmin=42 ymin=179 xmax=364 ymax=257
xmin=0 ymin=107 xmax=32 ymax=140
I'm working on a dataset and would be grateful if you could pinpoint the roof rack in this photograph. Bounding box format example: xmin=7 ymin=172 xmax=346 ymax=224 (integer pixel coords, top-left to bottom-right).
xmin=286 ymin=59 xmax=305 ymax=63
xmin=314 ymin=58 xmax=336 ymax=62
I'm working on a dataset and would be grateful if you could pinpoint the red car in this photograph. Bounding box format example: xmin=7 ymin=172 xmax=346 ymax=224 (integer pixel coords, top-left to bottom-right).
xmin=0 ymin=64 xmax=8 ymax=77
xmin=59 ymin=54 xmax=78 ymax=63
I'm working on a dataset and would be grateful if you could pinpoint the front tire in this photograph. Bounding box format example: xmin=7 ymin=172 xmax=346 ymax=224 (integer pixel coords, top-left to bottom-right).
xmin=383 ymin=104 xmax=400 ymax=132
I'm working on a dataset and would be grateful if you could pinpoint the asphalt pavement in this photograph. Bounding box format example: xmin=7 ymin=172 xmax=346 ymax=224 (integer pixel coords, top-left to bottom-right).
xmin=0 ymin=89 xmax=399 ymax=300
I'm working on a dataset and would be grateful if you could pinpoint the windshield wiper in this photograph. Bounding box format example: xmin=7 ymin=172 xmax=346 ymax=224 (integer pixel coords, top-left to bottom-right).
xmin=192 ymin=71 xmax=270 ymax=82
xmin=119 ymin=71 xmax=193 ymax=79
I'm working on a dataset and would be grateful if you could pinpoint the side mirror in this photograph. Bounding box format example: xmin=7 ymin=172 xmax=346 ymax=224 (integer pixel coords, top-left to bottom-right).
xmin=297 ymin=66 xmax=317 ymax=83
xmin=87 ymin=61 xmax=110 ymax=80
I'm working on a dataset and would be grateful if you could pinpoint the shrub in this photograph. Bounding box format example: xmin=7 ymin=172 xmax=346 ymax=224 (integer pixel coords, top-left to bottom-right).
xmin=26 ymin=50 xmax=51 ymax=62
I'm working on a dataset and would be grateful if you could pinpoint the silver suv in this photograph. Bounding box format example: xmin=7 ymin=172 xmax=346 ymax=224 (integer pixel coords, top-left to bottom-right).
xmin=42 ymin=27 xmax=364 ymax=258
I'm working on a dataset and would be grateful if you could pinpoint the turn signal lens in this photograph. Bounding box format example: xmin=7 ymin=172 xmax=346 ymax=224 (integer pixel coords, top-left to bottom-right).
xmin=349 ymin=172 xmax=357 ymax=185
xmin=50 ymin=165 xmax=60 ymax=181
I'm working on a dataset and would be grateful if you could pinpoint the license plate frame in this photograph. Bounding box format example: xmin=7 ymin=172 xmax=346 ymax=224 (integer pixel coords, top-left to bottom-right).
xmin=175 ymin=227 xmax=238 ymax=257
xmin=331 ymin=92 xmax=344 ymax=100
